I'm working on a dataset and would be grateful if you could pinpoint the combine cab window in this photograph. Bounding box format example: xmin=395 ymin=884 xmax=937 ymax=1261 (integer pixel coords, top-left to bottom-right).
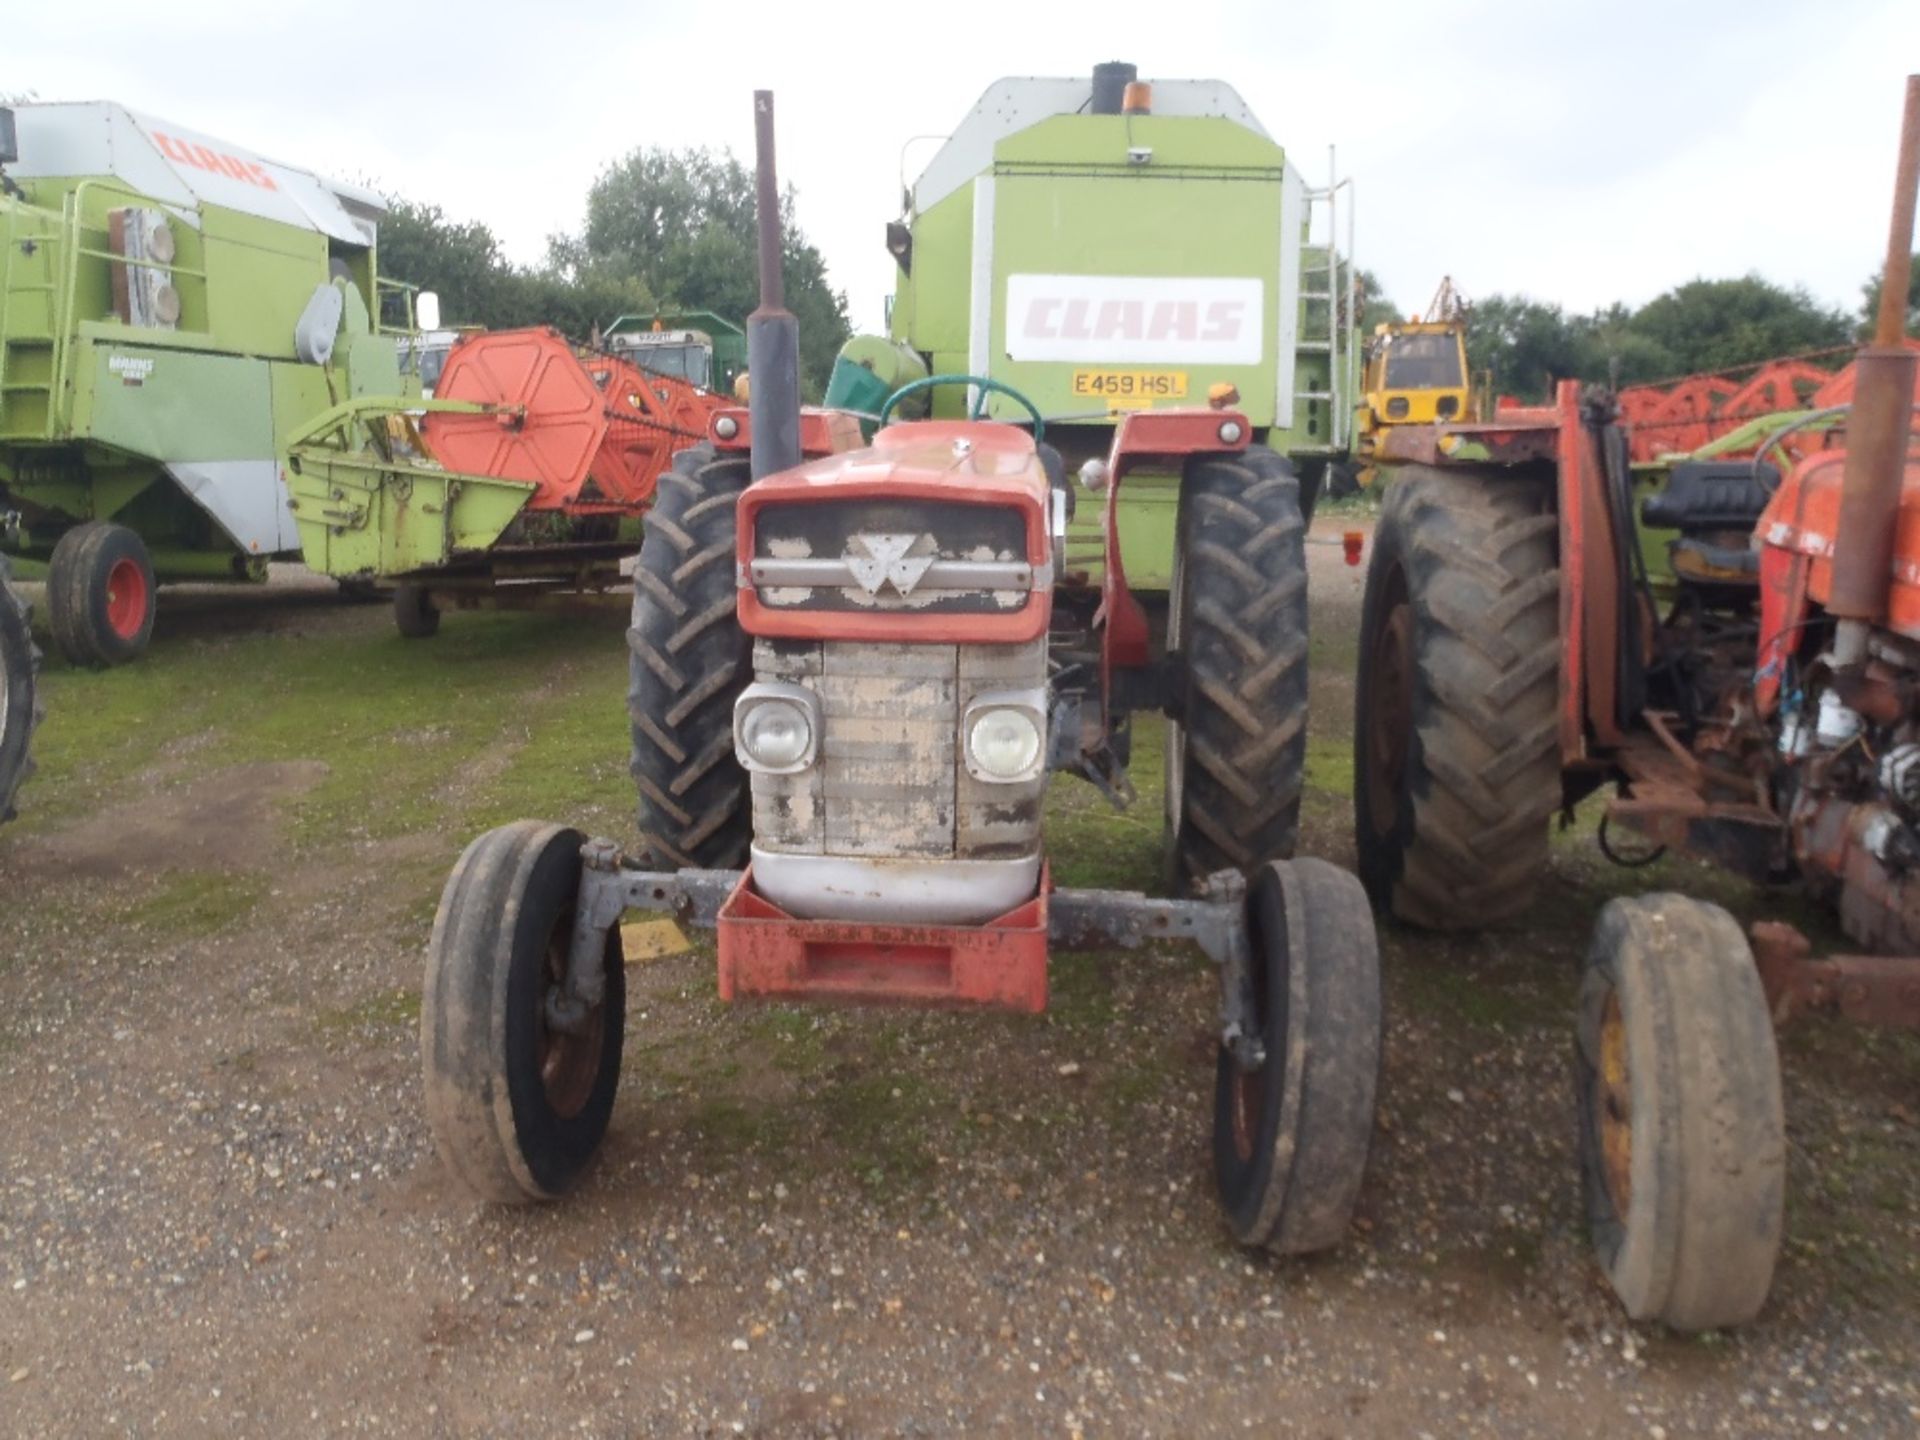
xmin=620 ymin=343 xmax=712 ymax=389
xmin=1383 ymin=333 xmax=1463 ymax=390
xmin=419 ymin=345 xmax=451 ymax=393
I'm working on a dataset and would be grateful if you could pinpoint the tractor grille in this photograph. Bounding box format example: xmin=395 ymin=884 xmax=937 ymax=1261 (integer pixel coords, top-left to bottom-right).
xmin=750 ymin=637 xmax=1047 ymax=860
xmin=747 ymin=499 xmax=1038 ymax=614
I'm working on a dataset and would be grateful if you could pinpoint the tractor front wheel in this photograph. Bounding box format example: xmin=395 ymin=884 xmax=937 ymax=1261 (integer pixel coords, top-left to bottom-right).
xmin=421 ymin=821 xmax=626 ymax=1203
xmin=47 ymin=521 xmax=157 ymax=667
xmin=1354 ymin=464 xmax=1560 ymax=928
xmin=1213 ymin=857 xmax=1382 ymax=1254
xmin=1164 ymin=448 xmax=1310 ymax=891
xmin=0 ymin=556 xmax=41 ymax=823
xmin=1575 ymin=894 xmax=1784 ymax=1330
xmin=628 ymin=443 xmax=754 ymax=869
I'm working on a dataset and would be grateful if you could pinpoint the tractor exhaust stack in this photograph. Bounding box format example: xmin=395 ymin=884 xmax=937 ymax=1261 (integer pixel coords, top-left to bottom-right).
xmin=1829 ymin=73 xmax=1920 ymax=664
xmin=747 ymin=90 xmax=802 ymax=481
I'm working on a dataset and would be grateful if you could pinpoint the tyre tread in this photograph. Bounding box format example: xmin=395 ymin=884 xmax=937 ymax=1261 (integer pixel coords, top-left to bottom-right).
xmin=1170 ymin=449 xmax=1311 ymax=887
xmin=0 ymin=556 xmax=41 ymax=822
xmin=628 ymin=444 xmax=753 ymax=870
xmin=1356 ymin=465 xmax=1560 ymax=927
xmin=1579 ymin=893 xmax=1785 ymax=1330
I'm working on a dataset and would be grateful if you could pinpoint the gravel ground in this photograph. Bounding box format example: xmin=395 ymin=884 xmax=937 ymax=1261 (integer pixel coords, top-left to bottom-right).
xmin=0 ymin=534 xmax=1916 ymax=1436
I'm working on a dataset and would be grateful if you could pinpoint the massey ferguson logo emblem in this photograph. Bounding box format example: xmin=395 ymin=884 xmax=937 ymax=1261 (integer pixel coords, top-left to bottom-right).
xmin=1005 ymin=274 xmax=1264 ymax=366
xmin=845 ymin=533 xmax=934 ymax=597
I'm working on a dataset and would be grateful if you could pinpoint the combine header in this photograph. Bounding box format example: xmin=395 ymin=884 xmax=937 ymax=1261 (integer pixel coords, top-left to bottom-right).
xmin=287 ymin=326 xmax=726 ymax=635
xmin=1617 ymin=342 xmax=1920 ymax=463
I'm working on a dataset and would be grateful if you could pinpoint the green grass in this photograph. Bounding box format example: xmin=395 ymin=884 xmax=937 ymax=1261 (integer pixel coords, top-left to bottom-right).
xmin=1315 ymin=491 xmax=1382 ymax=521
xmin=121 ymin=870 xmax=269 ymax=938
xmin=739 ymin=1007 xmax=830 ymax=1076
xmin=1385 ymin=944 xmax=1550 ymax=1033
xmin=689 ymin=1095 xmax=796 ymax=1153
xmin=1042 ymin=715 xmax=1167 ymax=892
xmin=23 ymin=609 xmax=632 ymax=847
xmin=1047 ymin=950 xmax=1122 ymax=1032
xmin=1302 ymin=733 xmax=1354 ymax=820
xmin=315 ymin=985 xmax=422 ymax=1035
xmin=815 ymin=1070 xmax=942 ymax=1197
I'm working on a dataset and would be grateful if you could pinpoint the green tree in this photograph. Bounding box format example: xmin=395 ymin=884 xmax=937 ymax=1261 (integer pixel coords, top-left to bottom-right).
xmin=1350 ymin=267 xmax=1403 ymax=335
xmin=1858 ymin=253 xmax=1920 ymax=337
xmin=1463 ymin=277 xmax=1855 ymax=400
xmin=551 ymin=147 xmax=851 ymax=396
xmin=375 ymin=199 xmax=518 ymax=327
xmin=1628 ymin=276 xmax=1850 ymax=375
xmin=1464 ymin=295 xmax=1597 ymax=399
xmin=376 ymin=198 xmax=653 ymax=335
xmin=1583 ymin=302 xmax=1679 ymax=388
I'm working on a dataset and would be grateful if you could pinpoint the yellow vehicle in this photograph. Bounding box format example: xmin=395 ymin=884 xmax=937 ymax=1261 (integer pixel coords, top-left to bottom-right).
xmin=1353 ymin=277 xmax=1472 ymax=483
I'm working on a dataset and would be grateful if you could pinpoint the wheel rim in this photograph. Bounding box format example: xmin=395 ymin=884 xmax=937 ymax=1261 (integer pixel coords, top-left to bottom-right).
xmin=1596 ymin=990 xmax=1633 ymax=1217
xmin=537 ymin=916 xmax=605 ymax=1119
xmin=1231 ymin=1064 xmax=1262 ymax=1164
xmin=1364 ymin=566 xmax=1414 ymax=840
xmin=1228 ymin=893 xmax=1275 ymax=1167
xmin=104 ymin=556 xmax=149 ymax=641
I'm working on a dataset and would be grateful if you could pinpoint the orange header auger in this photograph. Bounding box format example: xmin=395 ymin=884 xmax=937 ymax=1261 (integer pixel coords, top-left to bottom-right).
xmin=423 ymin=327 xmax=726 ymax=515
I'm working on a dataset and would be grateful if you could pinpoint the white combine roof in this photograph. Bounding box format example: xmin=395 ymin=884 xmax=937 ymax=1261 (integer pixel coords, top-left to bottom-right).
xmin=5 ymin=101 xmax=385 ymax=246
xmin=912 ymin=76 xmax=1270 ymax=214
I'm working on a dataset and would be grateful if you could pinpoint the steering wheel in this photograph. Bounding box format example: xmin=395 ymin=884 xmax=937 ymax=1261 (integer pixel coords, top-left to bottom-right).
xmin=877 ymin=373 xmax=1046 ymax=441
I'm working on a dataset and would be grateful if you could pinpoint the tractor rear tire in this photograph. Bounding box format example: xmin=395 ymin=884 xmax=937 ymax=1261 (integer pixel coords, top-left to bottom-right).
xmin=628 ymin=443 xmax=754 ymax=870
xmin=394 ymin=584 xmax=440 ymax=639
xmin=0 ymin=556 xmax=42 ymax=824
xmin=1575 ymin=894 xmax=1784 ymax=1330
xmin=1354 ymin=464 xmax=1559 ymax=928
xmin=421 ymin=820 xmax=626 ymax=1203
xmin=1214 ymin=857 xmax=1382 ymax=1254
xmin=47 ymin=520 xmax=157 ymax=667
xmin=1164 ymin=447 xmax=1310 ymax=892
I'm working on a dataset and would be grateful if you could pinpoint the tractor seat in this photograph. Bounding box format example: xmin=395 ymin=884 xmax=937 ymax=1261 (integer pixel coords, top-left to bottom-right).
xmin=1641 ymin=460 xmax=1780 ymax=534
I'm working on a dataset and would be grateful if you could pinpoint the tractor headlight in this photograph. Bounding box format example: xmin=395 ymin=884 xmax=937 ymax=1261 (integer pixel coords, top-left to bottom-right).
xmin=743 ymin=702 xmax=811 ymax=768
xmin=734 ymin=683 xmax=821 ymax=774
xmin=962 ymin=692 xmax=1047 ymax=783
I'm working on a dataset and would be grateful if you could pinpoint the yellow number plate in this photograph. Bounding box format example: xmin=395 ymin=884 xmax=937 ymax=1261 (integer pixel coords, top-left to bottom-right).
xmin=1070 ymin=369 xmax=1189 ymax=409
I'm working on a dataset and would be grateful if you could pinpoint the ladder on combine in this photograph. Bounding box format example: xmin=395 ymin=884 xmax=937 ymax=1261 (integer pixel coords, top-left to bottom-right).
xmin=1292 ymin=154 xmax=1356 ymax=458
xmin=0 ymin=198 xmax=65 ymax=442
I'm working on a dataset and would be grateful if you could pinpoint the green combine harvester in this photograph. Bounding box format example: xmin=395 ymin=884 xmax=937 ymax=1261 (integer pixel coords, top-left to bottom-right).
xmin=0 ymin=101 xmax=420 ymax=665
xmin=827 ymin=61 xmax=1358 ymax=586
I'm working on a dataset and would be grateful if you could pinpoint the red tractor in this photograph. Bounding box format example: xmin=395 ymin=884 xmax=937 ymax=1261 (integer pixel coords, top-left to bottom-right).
xmin=1353 ymin=76 xmax=1920 ymax=1330
xmin=419 ymin=95 xmax=1383 ymax=1259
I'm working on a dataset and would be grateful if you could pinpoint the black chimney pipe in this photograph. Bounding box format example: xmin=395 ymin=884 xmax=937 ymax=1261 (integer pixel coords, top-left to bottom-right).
xmin=748 ymin=90 xmax=801 ymax=481
xmin=1828 ymin=73 xmax=1920 ymax=662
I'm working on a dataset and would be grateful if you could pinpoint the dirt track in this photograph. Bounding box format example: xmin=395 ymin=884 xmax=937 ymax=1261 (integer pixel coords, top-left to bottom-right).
xmin=1 ymin=528 xmax=1916 ymax=1436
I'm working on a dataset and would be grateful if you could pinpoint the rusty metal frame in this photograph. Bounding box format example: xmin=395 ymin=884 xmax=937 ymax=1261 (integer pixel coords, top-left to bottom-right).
xmin=553 ymin=839 xmax=1265 ymax=1058
xmin=1749 ymin=922 xmax=1920 ymax=1029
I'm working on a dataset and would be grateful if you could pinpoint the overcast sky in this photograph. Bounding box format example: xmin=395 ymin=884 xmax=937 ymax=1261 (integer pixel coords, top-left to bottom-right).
xmin=7 ymin=1 xmax=1917 ymax=334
